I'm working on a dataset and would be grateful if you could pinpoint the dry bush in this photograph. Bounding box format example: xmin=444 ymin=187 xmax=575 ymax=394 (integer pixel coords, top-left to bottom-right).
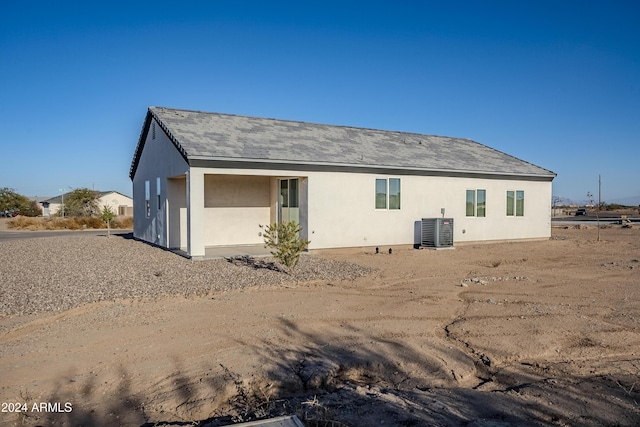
xmin=7 ymin=217 xmax=44 ymax=230
xmin=78 ymin=217 xmax=105 ymax=229
xmin=112 ymin=216 xmax=133 ymax=229
xmin=9 ymin=216 xmax=134 ymax=230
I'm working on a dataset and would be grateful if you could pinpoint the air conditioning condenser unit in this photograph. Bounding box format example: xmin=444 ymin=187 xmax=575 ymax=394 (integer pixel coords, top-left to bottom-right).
xmin=421 ymin=218 xmax=454 ymax=248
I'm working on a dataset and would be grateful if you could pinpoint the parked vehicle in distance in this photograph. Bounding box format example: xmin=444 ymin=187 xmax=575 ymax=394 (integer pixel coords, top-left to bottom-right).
xmin=576 ymin=208 xmax=587 ymax=216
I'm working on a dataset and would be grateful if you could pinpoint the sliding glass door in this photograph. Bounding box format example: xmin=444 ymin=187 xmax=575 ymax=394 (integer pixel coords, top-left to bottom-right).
xmin=278 ymin=178 xmax=299 ymax=223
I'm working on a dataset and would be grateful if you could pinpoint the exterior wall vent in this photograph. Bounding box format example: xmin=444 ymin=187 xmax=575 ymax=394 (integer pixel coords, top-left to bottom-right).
xmin=421 ymin=218 xmax=454 ymax=248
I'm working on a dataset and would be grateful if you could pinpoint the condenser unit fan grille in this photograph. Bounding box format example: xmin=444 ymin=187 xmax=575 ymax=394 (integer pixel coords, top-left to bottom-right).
xmin=421 ymin=218 xmax=454 ymax=248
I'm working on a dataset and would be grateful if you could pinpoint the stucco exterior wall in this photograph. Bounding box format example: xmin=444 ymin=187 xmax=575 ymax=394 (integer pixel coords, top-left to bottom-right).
xmin=202 ymin=175 xmax=271 ymax=246
xmin=305 ymin=172 xmax=551 ymax=248
xmin=185 ymin=167 xmax=552 ymax=250
xmin=132 ymin=119 xmax=189 ymax=246
xmin=96 ymin=192 xmax=133 ymax=214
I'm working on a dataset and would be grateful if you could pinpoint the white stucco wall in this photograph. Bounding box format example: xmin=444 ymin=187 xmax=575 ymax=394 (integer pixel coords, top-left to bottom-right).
xmin=187 ymin=167 xmax=552 ymax=250
xmin=132 ymin=118 xmax=189 ymax=247
xmin=97 ymin=192 xmax=132 ymax=214
xmin=202 ymin=175 xmax=271 ymax=246
xmin=305 ymin=172 xmax=551 ymax=248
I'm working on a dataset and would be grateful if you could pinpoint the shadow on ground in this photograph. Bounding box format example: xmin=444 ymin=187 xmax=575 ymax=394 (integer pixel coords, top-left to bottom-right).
xmin=226 ymin=255 xmax=283 ymax=273
xmin=19 ymin=316 xmax=639 ymax=427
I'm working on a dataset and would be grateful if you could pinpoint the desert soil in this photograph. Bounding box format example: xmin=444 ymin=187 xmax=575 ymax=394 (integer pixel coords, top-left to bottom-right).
xmin=1 ymin=224 xmax=639 ymax=426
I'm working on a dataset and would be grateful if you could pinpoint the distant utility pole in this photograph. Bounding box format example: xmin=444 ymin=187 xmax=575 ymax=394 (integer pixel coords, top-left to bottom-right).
xmin=59 ymin=188 xmax=65 ymax=218
xmin=587 ymin=189 xmax=600 ymax=242
xmin=598 ymin=174 xmax=601 ymax=209
xmin=597 ymin=175 xmax=601 ymax=241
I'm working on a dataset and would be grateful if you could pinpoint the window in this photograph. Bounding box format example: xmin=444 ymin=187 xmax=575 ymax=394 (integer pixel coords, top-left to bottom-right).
xmin=477 ymin=189 xmax=486 ymax=217
xmin=507 ymin=190 xmax=525 ymax=216
xmin=375 ymin=179 xmax=387 ymax=209
xmin=389 ymin=178 xmax=401 ymax=210
xmin=145 ymin=180 xmax=151 ymax=218
xmin=506 ymin=191 xmax=514 ymax=216
xmin=279 ymin=178 xmax=299 ymax=224
xmin=280 ymin=180 xmax=289 ymax=208
xmin=516 ymin=190 xmax=524 ymax=216
xmin=375 ymin=178 xmax=401 ymax=210
xmin=466 ymin=189 xmax=486 ymax=217
xmin=156 ymin=177 xmax=161 ymax=210
xmin=289 ymin=178 xmax=299 ymax=208
xmin=466 ymin=190 xmax=475 ymax=216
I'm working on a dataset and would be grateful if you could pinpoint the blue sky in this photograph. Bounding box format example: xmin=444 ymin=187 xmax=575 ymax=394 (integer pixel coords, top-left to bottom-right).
xmin=1 ymin=1 xmax=639 ymax=205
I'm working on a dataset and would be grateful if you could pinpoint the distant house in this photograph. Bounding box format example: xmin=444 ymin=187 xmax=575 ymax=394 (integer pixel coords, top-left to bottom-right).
xmin=41 ymin=191 xmax=132 ymax=217
xmin=130 ymin=107 xmax=556 ymax=259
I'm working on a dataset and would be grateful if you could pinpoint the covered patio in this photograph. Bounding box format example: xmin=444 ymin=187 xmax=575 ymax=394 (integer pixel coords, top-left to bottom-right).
xmin=166 ymin=172 xmax=307 ymax=259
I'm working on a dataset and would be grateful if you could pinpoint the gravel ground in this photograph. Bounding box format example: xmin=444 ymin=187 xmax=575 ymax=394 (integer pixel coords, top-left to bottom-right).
xmin=0 ymin=234 xmax=373 ymax=316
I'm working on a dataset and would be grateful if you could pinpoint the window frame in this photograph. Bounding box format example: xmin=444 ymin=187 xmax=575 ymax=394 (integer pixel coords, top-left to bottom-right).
xmin=466 ymin=189 xmax=486 ymax=217
xmin=506 ymin=190 xmax=525 ymax=217
xmin=389 ymin=178 xmax=401 ymax=210
xmin=375 ymin=178 xmax=401 ymax=210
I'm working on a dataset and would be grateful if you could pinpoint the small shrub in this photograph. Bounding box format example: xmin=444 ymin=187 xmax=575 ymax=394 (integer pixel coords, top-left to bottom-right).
xmin=260 ymin=221 xmax=310 ymax=270
xmin=100 ymin=205 xmax=115 ymax=237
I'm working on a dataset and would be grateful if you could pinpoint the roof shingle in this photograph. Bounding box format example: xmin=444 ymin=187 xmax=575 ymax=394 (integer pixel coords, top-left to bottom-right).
xmin=130 ymin=107 xmax=555 ymax=180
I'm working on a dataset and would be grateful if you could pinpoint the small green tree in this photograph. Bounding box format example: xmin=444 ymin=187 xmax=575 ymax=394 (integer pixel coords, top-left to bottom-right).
xmin=0 ymin=187 xmax=31 ymax=215
xmin=62 ymin=188 xmax=99 ymax=217
xmin=259 ymin=221 xmax=310 ymax=271
xmin=100 ymin=205 xmax=115 ymax=237
xmin=21 ymin=200 xmax=42 ymax=217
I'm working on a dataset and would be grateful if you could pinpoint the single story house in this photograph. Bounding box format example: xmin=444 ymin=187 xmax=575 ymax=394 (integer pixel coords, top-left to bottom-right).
xmin=130 ymin=107 xmax=556 ymax=259
xmin=42 ymin=191 xmax=133 ymax=217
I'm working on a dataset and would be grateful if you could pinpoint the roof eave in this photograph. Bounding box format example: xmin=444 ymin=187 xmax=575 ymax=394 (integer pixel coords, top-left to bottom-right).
xmin=187 ymin=156 xmax=556 ymax=181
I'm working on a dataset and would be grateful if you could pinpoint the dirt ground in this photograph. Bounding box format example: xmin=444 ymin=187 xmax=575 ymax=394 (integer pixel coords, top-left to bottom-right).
xmin=1 ymin=225 xmax=639 ymax=426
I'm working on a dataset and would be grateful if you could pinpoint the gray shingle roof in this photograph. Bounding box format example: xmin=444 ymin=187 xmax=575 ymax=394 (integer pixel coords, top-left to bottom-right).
xmin=130 ymin=107 xmax=555 ymax=180
xmin=42 ymin=191 xmax=128 ymax=204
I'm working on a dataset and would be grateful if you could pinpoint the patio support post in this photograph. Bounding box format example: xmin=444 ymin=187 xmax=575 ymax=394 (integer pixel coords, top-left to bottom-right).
xmin=186 ymin=168 xmax=205 ymax=259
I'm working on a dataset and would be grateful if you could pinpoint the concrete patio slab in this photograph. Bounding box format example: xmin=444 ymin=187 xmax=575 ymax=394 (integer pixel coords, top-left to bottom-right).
xmin=172 ymin=244 xmax=272 ymax=260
